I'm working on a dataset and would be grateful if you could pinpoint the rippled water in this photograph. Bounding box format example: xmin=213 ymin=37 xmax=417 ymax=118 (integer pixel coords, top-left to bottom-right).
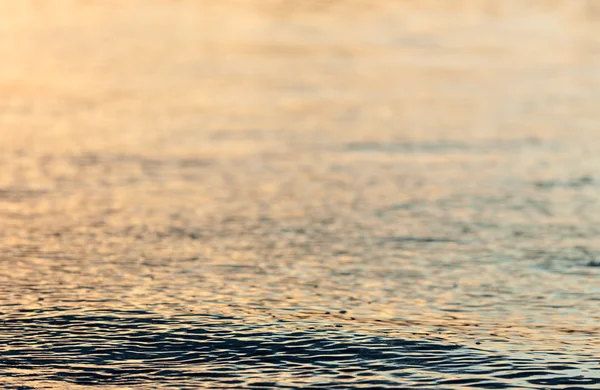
xmin=1 ymin=1 xmax=600 ymax=388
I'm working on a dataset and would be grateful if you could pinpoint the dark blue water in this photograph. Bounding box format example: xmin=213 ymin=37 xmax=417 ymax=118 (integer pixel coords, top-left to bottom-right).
xmin=2 ymin=309 xmax=598 ymax=389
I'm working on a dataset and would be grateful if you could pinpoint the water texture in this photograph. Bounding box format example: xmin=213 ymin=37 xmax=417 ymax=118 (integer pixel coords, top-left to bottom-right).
xmin=0 ymin=1 xmax=599 ymax=388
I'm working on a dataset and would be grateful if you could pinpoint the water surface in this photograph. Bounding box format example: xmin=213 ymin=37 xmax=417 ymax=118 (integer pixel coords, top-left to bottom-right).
xmin=0 ymin=1 xmax=599 ymax=388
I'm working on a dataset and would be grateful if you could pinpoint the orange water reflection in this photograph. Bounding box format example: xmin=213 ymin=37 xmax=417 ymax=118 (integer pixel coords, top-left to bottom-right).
xmin=1 ymin=1 xmax=599 ymax=388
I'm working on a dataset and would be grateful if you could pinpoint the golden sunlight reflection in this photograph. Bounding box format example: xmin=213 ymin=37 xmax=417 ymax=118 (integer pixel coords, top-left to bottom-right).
xmin=1 ymin=1 xmax=599 ymax=388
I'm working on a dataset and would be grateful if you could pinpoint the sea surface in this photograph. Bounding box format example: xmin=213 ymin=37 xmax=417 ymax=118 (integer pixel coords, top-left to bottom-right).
xmin=1 ymin=1 xmax=599 ymax=388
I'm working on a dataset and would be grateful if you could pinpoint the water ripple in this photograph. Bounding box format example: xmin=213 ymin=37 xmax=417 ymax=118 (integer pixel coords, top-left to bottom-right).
xmin=2 ymin=0 xmax=600 ymax=388
xmin=0 ymin=310 xmax=597 ymax=388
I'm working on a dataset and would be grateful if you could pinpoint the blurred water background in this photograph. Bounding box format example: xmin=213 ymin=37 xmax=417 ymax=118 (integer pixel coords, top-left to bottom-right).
xmin=0 ymin=1 xmax=599 ymax=388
